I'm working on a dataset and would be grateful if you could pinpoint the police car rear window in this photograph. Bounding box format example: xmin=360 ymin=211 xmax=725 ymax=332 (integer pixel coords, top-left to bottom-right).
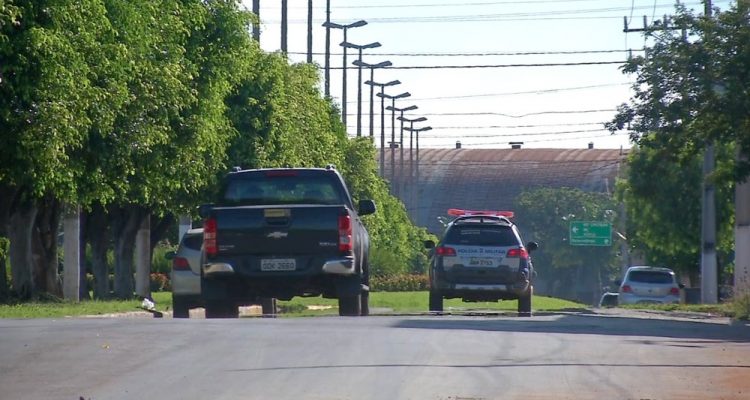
xmin=443 ymin=226 xmax=518 ymax=246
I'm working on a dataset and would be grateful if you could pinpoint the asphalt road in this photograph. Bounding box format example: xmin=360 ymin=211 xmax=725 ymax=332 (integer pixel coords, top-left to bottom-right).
xmin=1 ymin=310 xmax=748 ymax=400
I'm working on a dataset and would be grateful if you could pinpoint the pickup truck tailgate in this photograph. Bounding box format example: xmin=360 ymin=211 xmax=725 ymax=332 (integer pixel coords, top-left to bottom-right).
xmin=212 ymin=204 xmax=343 ymax=261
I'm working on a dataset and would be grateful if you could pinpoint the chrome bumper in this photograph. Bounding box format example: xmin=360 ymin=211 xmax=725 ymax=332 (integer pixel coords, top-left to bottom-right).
xmin=322 ymin=258 xmax=356 ymax=275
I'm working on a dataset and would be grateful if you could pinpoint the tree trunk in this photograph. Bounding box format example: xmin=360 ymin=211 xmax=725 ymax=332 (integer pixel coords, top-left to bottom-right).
xmin=8 ymin=203 xmax=38 ymax=300
xmin=110 ymin=204 xmax=144 ymax=299
xmin=0 ymin=183 xmax=21 ymax=299
xmin=86 ymin=204 xmax=110 ymax=300
xmin=32 ymin=195 xmax=62 ymax=297
xmin=79 ymin=210 xmax=90 ymax=300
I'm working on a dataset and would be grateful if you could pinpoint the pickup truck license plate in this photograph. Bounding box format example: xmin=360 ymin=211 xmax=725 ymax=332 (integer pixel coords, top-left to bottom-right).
xmin=261 ymin=258 xmax=296 ymax=271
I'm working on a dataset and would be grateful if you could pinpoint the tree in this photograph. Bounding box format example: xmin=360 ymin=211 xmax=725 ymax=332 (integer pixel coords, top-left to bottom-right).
xmin=608 ymin=3 xmax=750 ymax=293
xmin=616 ymin=139 xmax=734 ymax=283
xmin=0 ymin=0 xmax=119 ymax=299
xmin=514 ymin=187 xmax=619 ymax=303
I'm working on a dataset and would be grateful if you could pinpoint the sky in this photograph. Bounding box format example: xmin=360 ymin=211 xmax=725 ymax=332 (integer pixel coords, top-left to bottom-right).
xmin=241 ymin=0 xmax=735 ymax=149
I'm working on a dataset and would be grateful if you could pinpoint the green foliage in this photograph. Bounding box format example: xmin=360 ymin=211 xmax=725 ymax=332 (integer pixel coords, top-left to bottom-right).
xmin=616 ymin=140 xmax=735 ymax=278
xmin=732 ymin=293 xmax=750 ymax=321
xmin=608 ymin=2 xmax=750 ymax=182
xmin=514 ymin=187 xmax=620 ymax=300
xmin=371 ymin=274 xmax=429 ymax=292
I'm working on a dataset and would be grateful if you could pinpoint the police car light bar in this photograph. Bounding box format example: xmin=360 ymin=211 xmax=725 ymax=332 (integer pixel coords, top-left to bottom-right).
xmin=447 ymin=208 xmax=514 ymax=218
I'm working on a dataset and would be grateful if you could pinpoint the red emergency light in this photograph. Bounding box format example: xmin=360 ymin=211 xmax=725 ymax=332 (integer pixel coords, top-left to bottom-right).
xmin=447 ymin=208 xmax=514 ymax=218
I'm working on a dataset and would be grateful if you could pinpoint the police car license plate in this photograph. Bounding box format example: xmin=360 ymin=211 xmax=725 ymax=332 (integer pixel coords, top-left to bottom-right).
xmin=469 ymin=257 xmax=495 ymax=267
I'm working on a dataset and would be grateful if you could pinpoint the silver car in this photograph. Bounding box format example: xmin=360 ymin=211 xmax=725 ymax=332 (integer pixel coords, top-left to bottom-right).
xmin=169 ymin=228 xmax=204 ymax=318
xmin=167 ymin=228 xmax=278 ymax=318
xmin=617 ymin=266 xmax=683 ymax=305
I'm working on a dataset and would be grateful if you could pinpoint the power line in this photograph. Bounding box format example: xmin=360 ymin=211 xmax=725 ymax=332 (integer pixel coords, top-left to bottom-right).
xmin=419 ymin=128 xmax=606 ymax=138
xmin=330 ymin=61 xmax=625 ymax=70
xmin=348 ymin=122 xmax=605 ymax=129
xmin=276 ymin=0 xmax=624 ymax=10
xmin=264 ymin=2 xmax=714 ymax=24
xmin=423 ymin=132 xmax=621 ymax=145
xmin=288 ymin=49 xmax=643 ymax=57
xmin=415 ymin=109 xmax=617 ymax=117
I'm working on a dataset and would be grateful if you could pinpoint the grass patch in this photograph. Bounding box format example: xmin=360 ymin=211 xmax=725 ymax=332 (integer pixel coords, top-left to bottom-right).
xmin=0 ymin=292 xmax=171 ymax=319
xmin=276 ymin=292 xmax=586 ymax=317
xmin=620 ymin=302 xmax=733 ymax=317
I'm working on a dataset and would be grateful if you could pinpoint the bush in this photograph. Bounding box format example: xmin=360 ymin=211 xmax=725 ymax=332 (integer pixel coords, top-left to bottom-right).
xmin=370 ymin=247 xmax=410 ymax=277
xmin=732 ymin=292 xmax=750 ymax=320
xmin=371 ymin=274 xmax=429 ymax=292
xmin=150 ymin=273 xmax=171 ymax=292
xmin=151 ymin=244 xmax=176 ymax=274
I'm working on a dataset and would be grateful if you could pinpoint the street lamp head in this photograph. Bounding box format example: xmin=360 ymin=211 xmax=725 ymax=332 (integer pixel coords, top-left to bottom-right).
xmin=323 ymin=20 xmax=368 ymax=29
xmin=377 ymin=91 xmax=411 ymax=100
xmin=399 ymin=116 xmax=428 ymax=123
xmin=387 ymin=105 xmax=418 ymax=112
xmin=340 ymin=41 xmax=382 ymax=50
xmin=353 ymin=60 xmax=392 ymax=69
xmin=365 ymin=79 xmax=401 ymax=87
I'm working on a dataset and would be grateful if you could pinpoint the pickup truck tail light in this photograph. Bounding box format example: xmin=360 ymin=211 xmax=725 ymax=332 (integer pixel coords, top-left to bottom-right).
xmin=172 ymin=256 xmax=190 ymax=271
xmin=506 ymin=248 xmax=528 ymax=260
xmin=338 ymin=214 xmax=352 ymax=253
xmin=436 ymin=246 xmax=456 ymax=256
xmin=204 ymin=217 xmax=217 ymax=257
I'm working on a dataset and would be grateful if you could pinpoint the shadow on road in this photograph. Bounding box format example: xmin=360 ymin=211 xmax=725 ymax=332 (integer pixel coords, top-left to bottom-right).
xmin=392 ymin=312 xmax=750 ymax=342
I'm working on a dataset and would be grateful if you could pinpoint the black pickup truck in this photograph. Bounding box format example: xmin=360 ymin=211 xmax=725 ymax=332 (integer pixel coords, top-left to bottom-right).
xmin=198 ymin=166 xmax=376 ymax=317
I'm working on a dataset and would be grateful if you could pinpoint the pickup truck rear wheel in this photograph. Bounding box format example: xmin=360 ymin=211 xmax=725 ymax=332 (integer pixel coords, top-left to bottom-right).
xmin=172 ymin=296 xmax=190 ymax=319
xmin=261 ymin=297 xmax=277 ymax=315
xmin=517 ymin=285 xmax=533 ymax=317
xmin=429 ymin=290 xmax=443 ymax=312
xmin=339 ymin=294 xmax=362 ymax=316
xmin=205 ymin=300 xmax=239 ymax=319
xmin=360 ymin=291 xmax=370 ymax=316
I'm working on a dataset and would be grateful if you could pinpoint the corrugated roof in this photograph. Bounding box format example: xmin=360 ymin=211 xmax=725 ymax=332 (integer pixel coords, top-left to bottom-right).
xmin=382 ymin=148 xmax=628 ymax=234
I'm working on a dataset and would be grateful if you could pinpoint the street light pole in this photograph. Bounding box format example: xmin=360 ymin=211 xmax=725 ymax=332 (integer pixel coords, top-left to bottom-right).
xmin=353 ymin=59 xmax=391 ymax=138
xmin=403 ymin=126 xmax=432 ymax=224
xmin=341 ymin=42 xmax=381 ymax=137
xmin=387 ymin=105 xmax=418 ymax=196
xmin=377 ymin=92 xmax=410 ymax=190
xmin=399 ymin=116 xmax=427 ymax=216
xmin=322 ymin=20 xmax=367 ymax=126
xmin=365 ymin=80 xmax=400 ymax=175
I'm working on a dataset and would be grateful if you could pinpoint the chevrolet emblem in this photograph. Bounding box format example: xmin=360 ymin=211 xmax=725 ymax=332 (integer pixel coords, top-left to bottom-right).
xmin=267 ymin=231 xmax=288 ymax=239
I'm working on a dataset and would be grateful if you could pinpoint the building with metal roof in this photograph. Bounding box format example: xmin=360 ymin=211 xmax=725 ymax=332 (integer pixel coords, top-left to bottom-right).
xmin=385 ymin=146 xmax=628 ymax=234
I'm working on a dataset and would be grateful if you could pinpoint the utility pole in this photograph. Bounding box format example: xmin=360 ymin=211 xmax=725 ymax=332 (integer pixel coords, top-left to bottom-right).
xmin=281 ymin=0 xmax=288 ymax=53
xmin=252 ymin=0 xmax=260 ymax=42
xmin=324 ymin=0 xmax=331 ymax=96
xmin=734 ymin=0 xmax=750 ymax=296
xmin=366 ymin=79 xmax=400 ymax=175
xmin=701 ymin=0 xmax=718 ymax=304
xmin=307 ymin=0 xmax=313 ymax=63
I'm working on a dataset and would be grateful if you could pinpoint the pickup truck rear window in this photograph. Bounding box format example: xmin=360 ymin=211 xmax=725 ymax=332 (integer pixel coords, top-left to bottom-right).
xmin=222 ymin=174 xmax=345 ymax=206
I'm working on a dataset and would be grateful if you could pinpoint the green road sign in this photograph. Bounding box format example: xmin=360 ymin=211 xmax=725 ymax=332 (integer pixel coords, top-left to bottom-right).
xmin=570 ymin=221 xmax=612 ymax=246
